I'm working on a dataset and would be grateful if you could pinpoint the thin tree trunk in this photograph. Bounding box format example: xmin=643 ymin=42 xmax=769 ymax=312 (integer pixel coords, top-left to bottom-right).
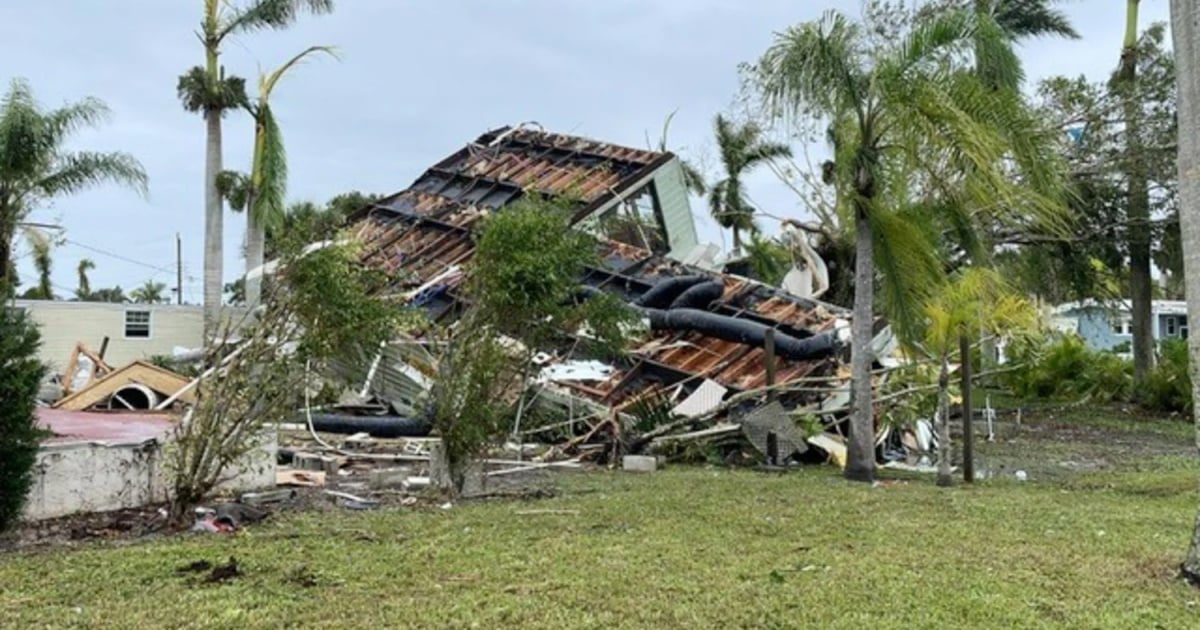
xmin=936 ymin=356 xmax=953 ymax=487
xmin=203 ymin=109 xmax=224 ymax=341
xmin=1169 ymin=0 xmax=1200 ymax=584
xmin=0 ymin=215 xmax=14 ymax=298
xmin=960 ymin=332 xmax=975 ymax=483
xmin=846 ymin=201 xmax=876 ymax=483
xmin=244 ymin=212 xmax=264 ymax=309
xmin=1122 ymin=0 xmax=1155 ymax=387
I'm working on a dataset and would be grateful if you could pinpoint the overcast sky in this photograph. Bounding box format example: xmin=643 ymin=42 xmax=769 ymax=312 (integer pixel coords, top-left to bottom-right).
xmin=0 ymin=0 xmax=1173 ymax=303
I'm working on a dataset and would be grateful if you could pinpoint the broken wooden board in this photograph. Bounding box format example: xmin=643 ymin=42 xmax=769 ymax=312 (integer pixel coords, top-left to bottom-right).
xmin=807 ymin=434 xmax=847 ymax=469
xmin=53 ymin=361 xmax=195 ymax=411
xmin=276 ymin=470 xmax=327 ymax=487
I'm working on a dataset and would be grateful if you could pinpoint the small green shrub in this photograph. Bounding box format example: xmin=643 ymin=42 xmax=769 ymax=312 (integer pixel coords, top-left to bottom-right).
xmin=1139 ymin=339 xmax=1192 ymax=414
xmin=0 ymin=308 xmax=47 ymax=531
xmin=1004 ymin=334 xmax=1132 ymax=402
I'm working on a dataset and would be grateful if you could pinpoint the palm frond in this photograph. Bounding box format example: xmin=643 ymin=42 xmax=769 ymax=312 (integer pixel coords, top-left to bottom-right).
xmin=755 ymin=10 xmax=867 ymax=122
xmin=972 ymin=10 xmax=1025 ymax=90
xmin=871 ymin=207 xmax=944 ymax=345
xmin=36 ymin=151 xmax=148 ymax=198
xmin=220 ymin=0 xmax=335 ymax=38
xmin=260 ymin=45 xmax=340 ymax=99
xmin=252 ymin=106 xmax=288 ymax=232
xmin=994 ymin=0 xmax=1079 ymax=40
xmin=216 ymin=170 xmax=250 ymax=211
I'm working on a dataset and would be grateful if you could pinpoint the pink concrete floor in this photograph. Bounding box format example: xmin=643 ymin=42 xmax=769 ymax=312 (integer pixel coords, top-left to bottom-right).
xmin=37 ymin=408 xmax=174 ymax=446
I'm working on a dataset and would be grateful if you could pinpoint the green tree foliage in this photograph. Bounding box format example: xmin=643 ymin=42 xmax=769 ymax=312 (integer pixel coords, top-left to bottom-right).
xmin=0 ymin=308 xmax=46 ymax=531
xmin=748 ymin=5 xmax=1063 ymax=481
xmin=171 ymin=232 xmax=403 ymax=515
xmin=18 ymin=229 xmax=54 ymax=300
xmin=1007 ymin=25 xmax=1177 ymax=303
xmin=918 ymin=268 xmax=1035 ymax=485
xmin=75 ymin=258 xmax=94 ymax=300
xmin=0 ymin=79 xmax=146 ymax=298
xmin=130 ymin=280 xmax=168 ymax=304
xmin=87 ymin=286 xmax=127 ymax=303
xmin=432 ymin=197 xmax=635 ymax=493
xmin=742 ymin=235 xmax=792 ymax=286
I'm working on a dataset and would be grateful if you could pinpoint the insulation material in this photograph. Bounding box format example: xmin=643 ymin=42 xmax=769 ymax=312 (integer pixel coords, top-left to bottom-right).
xmin=537 ymin=360 xmax=615 ymax=384
xmin=670 ymin=379 xmax=728 ymax=418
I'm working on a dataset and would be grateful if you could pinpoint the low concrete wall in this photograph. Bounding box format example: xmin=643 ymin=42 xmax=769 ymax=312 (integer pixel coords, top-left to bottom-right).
xmin=22 ymin=431 xmax=277 ymax=521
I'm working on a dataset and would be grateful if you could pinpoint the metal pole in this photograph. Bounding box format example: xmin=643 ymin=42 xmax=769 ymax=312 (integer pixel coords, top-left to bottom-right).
xmin=960 ymin=332 xmax=975 ymax=483
xmin=764 ymin=328 xmax=777 ymax=401
xmin=176 ymin=233 xmax=183 ymax=305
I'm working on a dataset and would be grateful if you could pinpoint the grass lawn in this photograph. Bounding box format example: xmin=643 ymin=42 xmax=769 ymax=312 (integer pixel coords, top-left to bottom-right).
xmin=2 ymin=408 xmax=1200 ymax=628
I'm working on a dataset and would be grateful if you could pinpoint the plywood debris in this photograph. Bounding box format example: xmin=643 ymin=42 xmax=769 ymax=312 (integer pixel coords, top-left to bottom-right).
xmin=53 ymin=361 xmax=195 ymax=411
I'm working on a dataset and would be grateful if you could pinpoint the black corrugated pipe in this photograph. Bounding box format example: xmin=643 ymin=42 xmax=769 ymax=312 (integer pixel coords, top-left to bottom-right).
xmin=646 ymin=308 xmax=837 ymax=361
xmin=633 ymin=275 xmax=710 ymax=309
xmin=668 ymin=280 xmax=724 ymax=310
xmin=299 ymin=413 xmax=433 ymax=438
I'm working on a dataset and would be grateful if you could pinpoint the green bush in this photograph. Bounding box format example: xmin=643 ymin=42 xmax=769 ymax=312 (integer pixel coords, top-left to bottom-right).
xmin=1140 ymin=339 xmax=1192 ymax=414
xmin=1005 ymin=334 xmax=1194 ymax=413
xmin=0 ymin=308 xmax=47 ymax=531
xmin=1004 ymin=334 xmax=1132 ymax=402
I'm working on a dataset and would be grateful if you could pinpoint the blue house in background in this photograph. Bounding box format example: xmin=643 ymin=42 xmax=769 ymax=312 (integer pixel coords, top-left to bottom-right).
xmin=1052 ymin=300 xmax=1189 ymax=352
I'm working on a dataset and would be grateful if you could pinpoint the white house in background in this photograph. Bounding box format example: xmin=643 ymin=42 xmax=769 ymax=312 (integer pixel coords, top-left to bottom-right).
xmin=1051 ymin=300 xmax=1189 ymax=352
xmin=10 ymin=299 xmax=204 ymax=374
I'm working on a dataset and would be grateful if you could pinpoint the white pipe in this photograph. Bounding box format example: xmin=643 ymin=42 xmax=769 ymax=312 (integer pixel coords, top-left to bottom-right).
xmin=154 ymin=343 xmax=247 ymax=410
xmin=109 ymin=384 xmax=159 ymax=410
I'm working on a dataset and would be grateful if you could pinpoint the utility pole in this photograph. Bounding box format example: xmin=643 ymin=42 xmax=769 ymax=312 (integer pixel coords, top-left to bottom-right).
xmin=176 ymin=233 xmax=183 ymax=305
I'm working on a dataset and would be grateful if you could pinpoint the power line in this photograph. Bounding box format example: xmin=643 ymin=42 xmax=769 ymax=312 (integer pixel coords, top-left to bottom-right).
xmin=64 ymin=238 xmax=176 ymax=276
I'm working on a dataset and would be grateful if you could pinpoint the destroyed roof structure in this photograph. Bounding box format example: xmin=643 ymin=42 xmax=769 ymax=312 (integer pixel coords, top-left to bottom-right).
xmin=346 ymin=125 xmax=850 ymax=459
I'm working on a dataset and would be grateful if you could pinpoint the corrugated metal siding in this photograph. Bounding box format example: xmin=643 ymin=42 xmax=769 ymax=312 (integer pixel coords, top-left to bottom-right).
xmin=653 ymin=160 xmax=699 ymax=259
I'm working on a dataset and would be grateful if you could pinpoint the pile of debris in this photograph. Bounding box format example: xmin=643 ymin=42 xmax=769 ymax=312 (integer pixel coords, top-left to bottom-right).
xmin=306 ymin=126 xmax=870 ymax=471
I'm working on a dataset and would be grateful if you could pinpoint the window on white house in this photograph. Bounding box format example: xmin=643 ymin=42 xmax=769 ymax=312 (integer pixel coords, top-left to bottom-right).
xmin=124 ymin=310 xmax=151 ymax=338
xmin=1166 ymin=316 xmax=1178 ymax=337
xmin=1112 ymin=318 xmax=1131 ymax=335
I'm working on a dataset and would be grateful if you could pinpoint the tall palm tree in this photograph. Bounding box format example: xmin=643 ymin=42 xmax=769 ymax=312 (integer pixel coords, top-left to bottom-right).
xmin=753 ymin=9 xmax=1064 ymax=482
xmin=0 ymin=79 xmax=146 ymax=299
xmin=938 ymin=0 xmax=1078 ymax=479
xmin=1168 ymin=0 xmax=1200 ymax=585
xmin=75 ymin=258 xmax=94 ymax=300
xmin=707 ymin=114 xmax=791 ymax=252
xmin=131 ymin=280 xmax=167 ymax=304
xmin=177 ymin=0 xmax=334 ymax=337
xmin=219 ymin=46 xmax=337 ymax=309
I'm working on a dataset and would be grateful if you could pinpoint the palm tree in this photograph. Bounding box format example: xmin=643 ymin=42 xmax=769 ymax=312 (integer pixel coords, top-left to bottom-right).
xmin=177 ymin=0 xmax=334 ymax=337
xmin=75 ymin=258 xmax=94 ymax=300
xmin=19 ymin=230 xmax=54 ymax=300
xmin=752 ymin=9 xmax=1064 ymax=481
xmin=1169 ymin=0 xmax=1200 ymax=585
xmin=218 ymin=46 xmax=337 ymax=309
xmin=707 ymin=115 xmax=791 ymax=252
xmin=919 ymin=269 xmax=1033 ymax=486
xmin=0 ymin=79 xmax=146 ymax=299
xmin=131 ymin=280 xmax=167 ymax=304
